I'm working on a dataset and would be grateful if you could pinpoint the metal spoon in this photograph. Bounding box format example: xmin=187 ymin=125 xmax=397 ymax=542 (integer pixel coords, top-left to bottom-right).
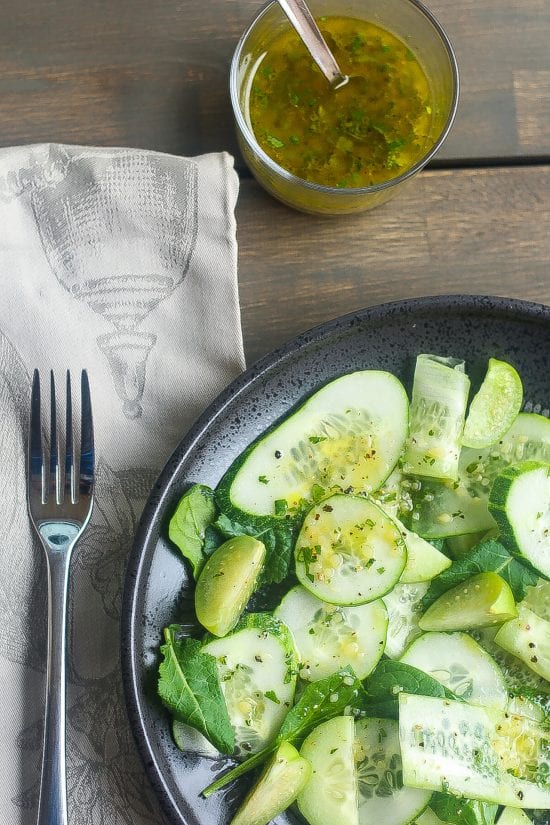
xmin=277 ymin=0 xmax=350 ymax=89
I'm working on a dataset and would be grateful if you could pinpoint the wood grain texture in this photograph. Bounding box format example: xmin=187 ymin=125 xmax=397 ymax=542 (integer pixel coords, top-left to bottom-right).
xmin=237 ymin=165 xmax=550 ymax=363
xmin=0 ymin=0 xmax=549 ymax=162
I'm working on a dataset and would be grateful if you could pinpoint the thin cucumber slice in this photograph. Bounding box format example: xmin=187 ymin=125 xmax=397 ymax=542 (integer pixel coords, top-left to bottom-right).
xmin=383 ymin=582 xmax=430 ymax=660
xmin=195 ymin=535 xmax=266 ymax=636
xmin=399 ymin=524 xmax=452 ymax=583
xmin=445 ymin=531 xmax=490 ymax=559
xmin=274 ymin=585 xmax=387 ymax=680
xmin=489 ymin=461 xmax=550 ymax=578
xmin=494 ymin=604 xmax=550 ymax=682
xmin=474 ymin=627 xmax=550 ymax=702
xmin=203 ymin=614 xmax=297 ymax=755
xmin=462 ymin=359 xmax=523 ymax=449
xmin=403 ymin=354 xmax=470 ymax=481
xmin=355 ymin=716 xmax=432 ymax=825
xmin=418 ymin=572 xmax=517 ymax=632
xmin=400 ymin=631 xmax=509 ymax=708
xmin=295 ymin=494 xmax=406 ymax=606
xmin=506 ymin=694 xmax=545 ymax=723
xmin=398 ymin=693 xmax=550 ymax=808
xmin=297 ymin=715 xmax=358 ymax=825
xmin=408 ymin=413 xmax=550 ymax=540
xmin=229 ymin=741 xmax=311 ymax=825
xmin=218 ymin=371 xmax=409 ymax=519
xmin=413 ymin=809 xmax=451 ymax=825
xmin=523 ymin=578 xmax=550 ymax=622
xmin=498 ymin=808 xmax=534 ymax=825
xmin=171 ymin=719 xmax=221 ymax=757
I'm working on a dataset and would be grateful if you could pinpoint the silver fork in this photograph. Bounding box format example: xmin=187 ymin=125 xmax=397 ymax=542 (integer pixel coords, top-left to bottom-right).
xmin=27 ymin=369 xmax=94 ymax=825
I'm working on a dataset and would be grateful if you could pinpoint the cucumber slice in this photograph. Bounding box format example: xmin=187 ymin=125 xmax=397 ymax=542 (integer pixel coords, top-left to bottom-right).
xmin=171 ymin=719 xmax=221 ymax=757
xmin=195 ymin=535 xmax=266 ymax=636
xmin=274 ymin=585 xmax=387 ymax=680
xmin=474 ymin=627 xmax=550 ymax=702
xmin=297 ymin=715 xmax=358 ymax=825
xmin=399 ymin=524 xmax=452 ymax=583
xmin=462 ymin=359 xmax=523 ymax=449
xmin=355 ymin=716 xmax=432 ymax=825
xmin=413 ymin=809 xmax=452 ymax=825
xmin=506 ymin=694 xmax=546 ymax=723
xmin=295 ymin=494 xmax=406 ymax=606
xmin=498 ymin=808 xmax=534 ymax=825
xmin=523 ymin=578 xmax=550 ymax=622
xmin=398 ymin=693 xmax=550 ymax=808
xmin=400 ymin=631 xmax=508 ymax=708
xmin=445 ymin=531 xmax=489 ymax=559
xmin=403 ymin=355 xmax=470 ymax=481
xmin=218 ymin=371 xmax=409 ymax=519
xmin=229 ymin=741 xmax=311 ymax=825
xmin=203 ymin=614 xmax=297 ymax=755
xmin=408 ymin=413 xmax=550 ymax=540
xmin=383 ymin=582 xmax=430 ymax=660
xmin=489 ymin=461 xmax=550 ymax=578
xmin=494 ymin=604 xmax=550 ymax=682
xmin=418 ymin=572 xmax=517 ymax=632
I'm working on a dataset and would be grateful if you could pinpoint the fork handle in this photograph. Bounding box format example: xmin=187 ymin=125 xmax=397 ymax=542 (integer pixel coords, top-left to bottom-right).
xmin=37 ymin=529 xmax=77 ymax=825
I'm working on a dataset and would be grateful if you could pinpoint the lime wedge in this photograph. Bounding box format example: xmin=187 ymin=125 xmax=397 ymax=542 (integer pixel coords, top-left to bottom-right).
xmin=418 ymin=571 xmax=517 ymax=631
xmin=195 ymin=535 xmax=265 ymax=637
xmin=462 ymin=358 xmax=523 ymax=448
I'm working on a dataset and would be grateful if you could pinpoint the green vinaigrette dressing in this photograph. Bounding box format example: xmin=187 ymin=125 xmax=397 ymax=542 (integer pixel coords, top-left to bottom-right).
xmin=248 ymin=16 xmax=434 ymax=188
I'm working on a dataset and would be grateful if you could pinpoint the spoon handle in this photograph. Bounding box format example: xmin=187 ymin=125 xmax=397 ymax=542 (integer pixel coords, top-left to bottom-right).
xmin=277 ymin=0 xmax=348 ymax=87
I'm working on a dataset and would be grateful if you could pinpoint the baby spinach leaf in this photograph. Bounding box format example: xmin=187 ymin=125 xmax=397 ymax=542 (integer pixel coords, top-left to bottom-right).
xmin=360 ymin=660 xmax=456 ymax=718
xmin=202 ymin=667 xmax=364 ymax=798
xmin=430 ymin=793 xmax=498 ymax=825
xmin=157 ymin=625 xmax=234 ymax=755
xmin=168 ymin=484 xmax=217 ymax=578
xmin=215 ymin=512 xmax=295 ymax=585
xmin=421 ymin=539 xmax=538 ymax=610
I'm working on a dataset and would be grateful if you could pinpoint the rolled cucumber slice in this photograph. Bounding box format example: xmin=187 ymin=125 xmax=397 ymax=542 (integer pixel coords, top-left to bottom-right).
xmin=409 ymin=413 xmax=550 ymax=540
xmin=494 ymin=604 xmax=550 ymax=682
xmin=400 ymin=632 xmax=508 ymax=708
xmin=274 ymin=585 xmax=387 ymax=680
xmin=229 ymin=741 xmax=311 ymax=825
xmin=489 ymin=460 xmax=550 ymax=578
xmin=403 ymin=354 xmax=470 ymax=482
xmin=398 ymin=693 xmax=550 ymax=808
xmin=195 ymin=535 xmax=266 ymax=636
xmin=203 ymin=614 xmax=297 ymax=755
xmin=294 ymin=494 xmax=406 ymax=605
xmin=218 ymin=371 xmax=409 ymax=519
xmin=418 ymin=572 xmax=517 ymax=632
xmin=462 ymin=359 xmax=523 ymax=449
xmin=297 ymin=715 xmax=358 ymax=825
xmin=355 ymin=716 xmax=432 ymax=825
xmin=383 ymin=581 xmax=429 ymax=660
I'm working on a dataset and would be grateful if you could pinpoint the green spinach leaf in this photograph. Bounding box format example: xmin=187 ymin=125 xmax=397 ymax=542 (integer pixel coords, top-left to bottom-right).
xmin=430 ymin=793 xmax=498 ymax=825
xmin=215 ymin=512 xmax=295 ymax=585
xmin=168 ymin=485 xmax=217 ymax=578
xmin=421 ymin=539 xmax=538 ymax=610
xmin=361 ymin=660 xmax=456 ymax=719
xmin=157 ymin=625 xmax=234 ymax=755
xmin=202 ymin=667 xmax=365 ymax=797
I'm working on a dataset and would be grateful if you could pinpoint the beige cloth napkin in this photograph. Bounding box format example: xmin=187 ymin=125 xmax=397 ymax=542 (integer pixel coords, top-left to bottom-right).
xmin=0 ymin=143 xmax=245 ymax=824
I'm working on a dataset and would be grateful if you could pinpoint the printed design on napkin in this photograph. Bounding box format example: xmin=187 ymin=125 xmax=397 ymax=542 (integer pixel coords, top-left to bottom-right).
xmin=0 ymin=330 xmax=47 ymax=671
xmin=30 ymin=147 xmax=199 ymax=419
xmin=0 ymin=143 xmax=70 ymax=203
xmin=14 ymin=670 xmax=163 ymax=825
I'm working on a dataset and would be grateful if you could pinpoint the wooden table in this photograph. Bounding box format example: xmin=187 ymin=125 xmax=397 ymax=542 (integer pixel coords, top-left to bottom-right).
xmin=3 ymin=0 xmax=549 ymax=363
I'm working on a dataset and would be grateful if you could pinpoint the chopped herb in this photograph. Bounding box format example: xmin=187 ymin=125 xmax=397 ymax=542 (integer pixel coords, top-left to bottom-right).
xmin=265 ymin=690 xmax=281 ymax=704
xmin=266 ymin=134 xmax=284 ymax=149
xmin=258 ymin=475 xmax=269 ymax=485
xmin=309 ymin=435 xmax=327 ymax=444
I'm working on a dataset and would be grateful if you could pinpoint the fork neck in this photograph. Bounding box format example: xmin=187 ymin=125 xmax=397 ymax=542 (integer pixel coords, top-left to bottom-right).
xmin=38 ymin=521 xmax=82 ymax=554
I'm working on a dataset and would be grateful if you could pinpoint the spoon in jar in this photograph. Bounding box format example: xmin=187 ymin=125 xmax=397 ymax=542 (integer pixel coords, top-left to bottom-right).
xmin=277 ymin=0 xmax=350 ymax=89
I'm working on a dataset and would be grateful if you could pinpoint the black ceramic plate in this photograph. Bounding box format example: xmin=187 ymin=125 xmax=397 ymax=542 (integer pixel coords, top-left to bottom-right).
xmin=122 ymin=295 xmax=550 ymax=825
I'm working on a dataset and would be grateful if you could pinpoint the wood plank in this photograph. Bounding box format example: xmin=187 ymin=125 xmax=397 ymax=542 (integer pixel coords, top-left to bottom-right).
xmin=237 ymin=165 xmax=550 ymax=363
xmin=0 ymin=0 xmax=548 ymax=162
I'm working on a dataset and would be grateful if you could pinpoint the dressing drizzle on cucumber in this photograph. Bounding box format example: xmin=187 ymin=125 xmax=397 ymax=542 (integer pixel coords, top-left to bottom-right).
xmin=157 ymin=356 xmax=549 ymax=825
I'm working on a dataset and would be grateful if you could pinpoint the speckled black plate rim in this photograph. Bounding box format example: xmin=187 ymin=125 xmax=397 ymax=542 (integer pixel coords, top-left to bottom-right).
xmin=121 ymin=293 xmax=550 ymax=825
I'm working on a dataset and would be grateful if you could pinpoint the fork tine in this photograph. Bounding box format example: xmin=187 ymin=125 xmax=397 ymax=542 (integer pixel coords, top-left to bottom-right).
xmin=29 ymin=369 xmax=44 ymax=504
xmin=64 ymin=371 xmax=74 ymax=503
xmin=49 ymin=371 xmax=59 ymax=504
xmin=79 ymin=370 xmax=94 ymax=498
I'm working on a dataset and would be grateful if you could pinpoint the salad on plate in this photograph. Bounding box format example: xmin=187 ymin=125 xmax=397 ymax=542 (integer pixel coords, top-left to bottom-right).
xmin=156 ymin=353 xmax=550 ymax=825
